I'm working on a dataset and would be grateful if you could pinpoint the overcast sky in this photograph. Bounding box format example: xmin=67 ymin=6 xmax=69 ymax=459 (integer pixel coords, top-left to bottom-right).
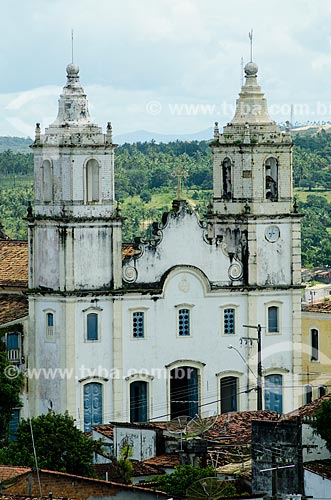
xmin=2 ymin=0 xmax=331 ymax=138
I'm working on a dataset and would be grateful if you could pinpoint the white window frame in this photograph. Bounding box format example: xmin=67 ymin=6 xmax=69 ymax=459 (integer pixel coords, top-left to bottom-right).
xmin=216 ymin=370 xmax=243 ymax=414
xmin=175 ymin=304 xmax=194 ymax=338
xmin=265 ymin=301 xmax=282 ymax=335
xmin=129 ymin=307 xmax=149 ymax=340
xmin=6 ymin=331 xmax=21 ymax=363
xmin=304 ymin=384 xmax=313 ymax=405
xmin=83 ymin=306 xmax=102 ymax=343
xmin=125 ymin=373 xmax=154 ymax=422
xmin=221 ymin=304 xmax=238 ymax=336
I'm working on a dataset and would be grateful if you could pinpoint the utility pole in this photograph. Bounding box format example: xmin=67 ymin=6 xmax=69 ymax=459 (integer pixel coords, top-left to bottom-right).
xmin=242 ymin=324 xmax=262 ymax=411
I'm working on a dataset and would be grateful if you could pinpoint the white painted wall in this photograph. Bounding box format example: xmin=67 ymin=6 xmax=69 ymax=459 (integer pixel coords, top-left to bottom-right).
xmin=305 ymin=469 xmax=331 ymax=499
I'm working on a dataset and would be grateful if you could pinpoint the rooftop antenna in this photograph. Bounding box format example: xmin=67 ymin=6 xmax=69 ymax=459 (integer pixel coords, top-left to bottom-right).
xmin=241 ymin=56 xmax=244 ymax=86
xmin=249 ymin=28 xmax=253 ymax=62
xmin=71 ymin=29 xmax=74 ymax=64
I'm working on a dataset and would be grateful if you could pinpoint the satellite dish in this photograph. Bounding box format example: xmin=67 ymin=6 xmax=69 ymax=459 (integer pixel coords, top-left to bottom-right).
xmin=186 ymin=477 xmax=233 ymax=500
xmin=166 ymin=415 xmax=191 ymax=435
xmin=185 ymin=413 xmax=218 ymax=438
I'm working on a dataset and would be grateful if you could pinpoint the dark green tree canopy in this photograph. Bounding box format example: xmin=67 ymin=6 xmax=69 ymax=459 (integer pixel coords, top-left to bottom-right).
xmin=313 ymin=399 xmax=331 ymax=452
xmin=0 ymin=412 xmax=95 ymax=477
xmin=0 ymin=338 xmax=23 ymax=445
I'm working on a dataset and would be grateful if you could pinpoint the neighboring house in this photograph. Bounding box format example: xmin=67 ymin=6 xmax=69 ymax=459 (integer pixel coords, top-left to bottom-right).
xmin=304 ymin=283 xmax=331 ymax=304
xmin=0 ymin=466 xmax=170 ymax=500
xmin=0 ymin=238 xmax=29 ymax=428
xmin=26 ymin=57 xmax=302 ymax=431
xmin=301 ymin=303 xmax=331 ymax=402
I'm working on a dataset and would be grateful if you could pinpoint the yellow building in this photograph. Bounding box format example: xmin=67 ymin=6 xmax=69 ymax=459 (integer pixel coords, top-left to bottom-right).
xmin=301 ymin=302 xmax=331 ymax=403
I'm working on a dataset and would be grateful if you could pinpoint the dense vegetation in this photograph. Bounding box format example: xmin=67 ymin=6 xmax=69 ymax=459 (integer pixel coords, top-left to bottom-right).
xmin=1 ymin=130 xmax=331 ymax=267
xmin=0 ymin=412 xmax=95 ymax=477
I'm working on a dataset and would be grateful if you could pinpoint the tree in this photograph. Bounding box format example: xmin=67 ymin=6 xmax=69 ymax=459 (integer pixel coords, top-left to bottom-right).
xmin=153 ymin=464 xmax=219 ymax=497
xmin=313 ymin=399 xmax=331 ymax=452
xmin=0 ymin=337 xmax=23 ymax=445
xmin=0 ymin=412 xmax=95 ymax=477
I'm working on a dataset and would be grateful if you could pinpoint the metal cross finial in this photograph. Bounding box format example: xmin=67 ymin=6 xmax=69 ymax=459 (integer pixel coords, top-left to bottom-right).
xmin=249 ymin=29 xmax=253 ymax=62
xmin=172 ymin=165 xmax=188 ymax=200
xmin=71 ymin=29 xmax=74 ymax=64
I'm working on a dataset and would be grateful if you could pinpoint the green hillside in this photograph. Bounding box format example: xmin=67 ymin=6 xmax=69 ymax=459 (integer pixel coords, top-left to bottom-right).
xmin=1 ymin=131 xmax=331 ymax=267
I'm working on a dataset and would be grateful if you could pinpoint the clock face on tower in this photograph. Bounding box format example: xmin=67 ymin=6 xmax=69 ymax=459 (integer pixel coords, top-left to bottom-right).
xmin=265 ymin=225 xmax=280 ymax=243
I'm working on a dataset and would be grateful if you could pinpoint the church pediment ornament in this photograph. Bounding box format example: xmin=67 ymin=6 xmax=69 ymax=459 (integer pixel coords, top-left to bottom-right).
xmin=123 ymin=265 xmax=138 ymax=283
xmin=228 ymin=261 xmax=243 ymax=281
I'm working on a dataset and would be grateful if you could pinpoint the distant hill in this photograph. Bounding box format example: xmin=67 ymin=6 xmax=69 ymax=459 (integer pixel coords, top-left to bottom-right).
xmin=0 ymin=136 xmax=32 ymax=152
xmin=113 ymin=128 xmax=213 ymax=144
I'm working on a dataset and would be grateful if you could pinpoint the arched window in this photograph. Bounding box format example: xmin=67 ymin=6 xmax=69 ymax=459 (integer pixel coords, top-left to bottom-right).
xmin=265 ymin=157 xmax=278 ymax=201
xmin=83 ymin=382 xmax=103 ymax=432
xmin=42 ymin=160 xmax=53 ymax=202
xmin=222 ymin=158 xmax=232 ymax=200
xmin=268 ymin=306 xmax=279 ymax=333
xmin=220 ymin=376 xmax=238 ymax=413
xmin=170 ymin=366 xmax=199 ymax=419
xmin=264 ymin=374 xmax=283 ymax=413
xmin=130 ymin=381 xmax=148 ymax=422
xmin=311 ymin=329 xmax=319 ymax=361
xmin=85 ymin=159 xmax=100 ymax=202
xmin=304 ymin=384 xmax=313 ymax=405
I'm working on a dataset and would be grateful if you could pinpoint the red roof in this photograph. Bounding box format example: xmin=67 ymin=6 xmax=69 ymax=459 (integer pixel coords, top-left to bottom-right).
xmin=0 ymin=241 xmax=28 ymax=288
xmin=0 ymin=466 xmax=30 ymax=481
xmin=287 ymin=393 xmax=331 ymax=419
xmin=0 ymin=294 xmax=28 ymax=325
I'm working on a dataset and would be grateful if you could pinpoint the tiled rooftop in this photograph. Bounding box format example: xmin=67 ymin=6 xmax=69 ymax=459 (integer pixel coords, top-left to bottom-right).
xmin=0 ymin=294 xmax=28 ymax=325
xmin=302 ymin=301 xmax=331 ymax=313
xmin=94 ymin=460 xmax=164 ymax=481
xmin=287 ymin=393 xmax=331 ymax=419
xmin=204 ymin=410 xmax=281 ymax=444
xmin=0 ymin=241 xmax=28 ymax=288
xmin=304 ymin=459 xmax=331 ymax=479
xmin=143 ymin=454 xmax=180 ymax=468
xmin=93 ymin=424 xmax=114 ymax=440
xmin=0 ymin=466 xmax=31 ymax=481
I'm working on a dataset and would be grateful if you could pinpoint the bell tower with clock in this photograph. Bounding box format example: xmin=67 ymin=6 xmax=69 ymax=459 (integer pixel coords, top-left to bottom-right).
xmin=209 ymin=60 xmax=302 ymax=409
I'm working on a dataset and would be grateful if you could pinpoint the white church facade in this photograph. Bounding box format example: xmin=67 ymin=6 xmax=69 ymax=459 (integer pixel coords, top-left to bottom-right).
xmin=27 ymin=60 xmax=302 ymax=431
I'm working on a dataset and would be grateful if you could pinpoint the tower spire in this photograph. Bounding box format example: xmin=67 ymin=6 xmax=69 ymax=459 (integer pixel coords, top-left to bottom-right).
xmin=249 ymin=29 xmax=253 ymax=62
xmin=71 ymin=29 xmax=74 ymax=64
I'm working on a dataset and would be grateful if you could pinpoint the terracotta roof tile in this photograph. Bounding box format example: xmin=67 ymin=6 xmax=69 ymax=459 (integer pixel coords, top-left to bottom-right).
xmin=287 ymin=393 xmax=331 ymax=419
xmin=94 ymin=461 xmax=164 ymax=481
xmin=304 ymin=459 xmax=331 ymax=479
xmin=204 ymin=410 xmax=281 ymax=444
xmin=0 ymin=466 xmax=30 ymax=481
xmin=93 ymin=424 xmax=114 ymax=439
xmin=302 ymin=301 xmax=331 ymax=313
xmin=0 ymin=295 xmax=28 ymax=325
xmin=143 ymin=454 xmax=180 ymax=468
xmin=0 ymin=241 xmax=28 ymax=288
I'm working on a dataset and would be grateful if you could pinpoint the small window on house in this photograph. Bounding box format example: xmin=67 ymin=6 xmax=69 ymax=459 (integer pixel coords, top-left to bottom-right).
xmin=46 ymin=312 xmax=54 ymax=337
xmin=311 ymin=329 xmax=319 ymax=361
xmin=265 ymin=157 xmax=278 ymax=201
xmin=224 ymin=308 xmax=235 ymax=335
xmin=132 ymin=312 xmax=144 ymax=338
xmin=222 ymin=158 xmax=232 ymax=200
xmin=7 ymin=332 xmax=20 ymax=362
xmin=318 ymin=386 xmax=327 ymax=398
xmin=87 ymin=313 xmax=98 ymax=341
xmin=304 ymin=385 xmax=313 ymax=404
xmin=42 ymin=159 xmax=53 ymax=202
xmin=268 ymin=306 xmax=279 ymax=333
xmin=86 ymin=159 xmax=100 ymax=202
xmin=178 ymin=309 xmax=190 ymax=336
